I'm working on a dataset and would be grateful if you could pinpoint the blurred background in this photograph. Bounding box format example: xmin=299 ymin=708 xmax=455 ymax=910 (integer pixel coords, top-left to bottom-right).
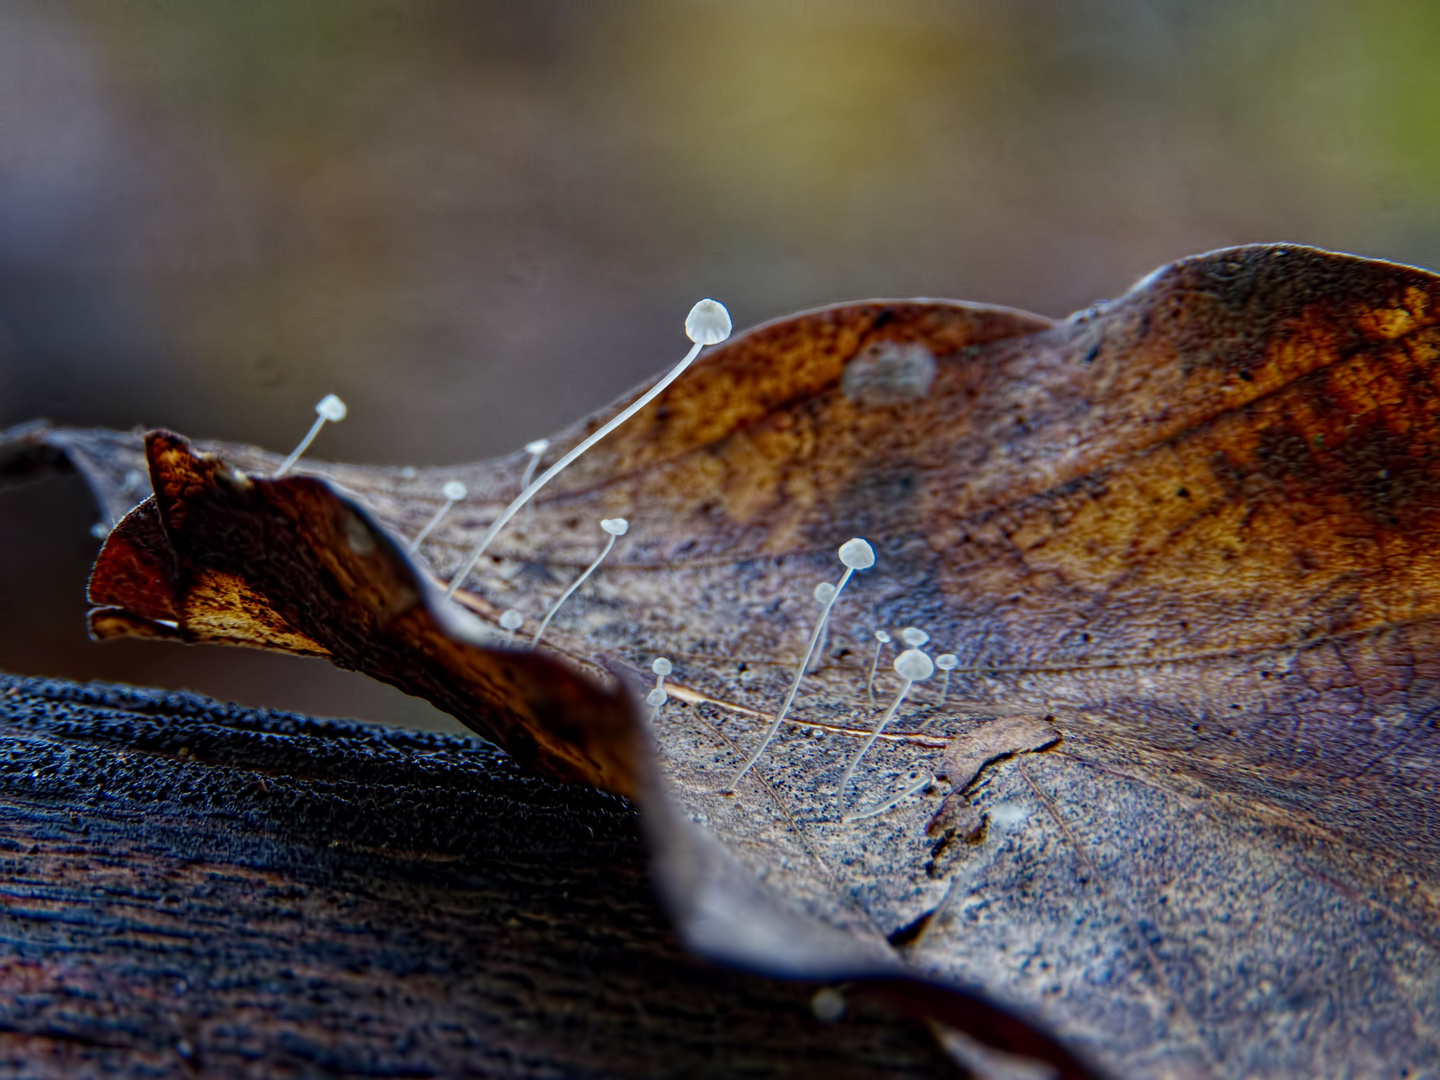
xmin=2 ymin=0 xmax=1438 ymax=731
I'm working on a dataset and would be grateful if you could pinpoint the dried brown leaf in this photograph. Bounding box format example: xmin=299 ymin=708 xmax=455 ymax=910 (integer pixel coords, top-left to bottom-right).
xmin=8 ymin=242 xmax=1440 ymax=1076
xmin=9 ymin=426 xmax=1093 ymax=1076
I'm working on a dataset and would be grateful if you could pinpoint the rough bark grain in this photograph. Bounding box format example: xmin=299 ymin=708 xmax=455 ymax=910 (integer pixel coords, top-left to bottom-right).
xmin=0 ymin=672 xmax=953 ymax=1078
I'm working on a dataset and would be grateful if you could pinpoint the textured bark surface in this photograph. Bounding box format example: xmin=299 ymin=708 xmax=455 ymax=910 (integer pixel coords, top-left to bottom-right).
xmin=0 ymin=672 xmax=954 ymax=1078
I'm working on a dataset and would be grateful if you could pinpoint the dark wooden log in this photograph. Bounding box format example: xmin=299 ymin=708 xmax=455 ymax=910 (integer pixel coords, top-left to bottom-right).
xmin=0 ymin=672 xmax=954 ymax=1078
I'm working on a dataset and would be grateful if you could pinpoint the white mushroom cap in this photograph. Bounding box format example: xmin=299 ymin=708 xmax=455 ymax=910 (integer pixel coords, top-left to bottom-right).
xmin=901 ymin=626 xmax=930 ymax=647
xmin=315 ymin=394 xmax=347 ymax=422
xmin=651 ymin=657 xmax=672 ymax=676
xmin=893 ymin=648 xmax=935 ymax=682
xmin=935 ymin=653 xmax=958 ymax=671
xmin=874 ymin=629 xmax=891 ymax=643
xmin=601 ymin=517 xmax=629 ymax=536
xmin=441 ymin=480 xmax=467 ymax=501
xmin=838 ymin=537 xmax=875 ymax=570
xmin=646 ymin=687 xmax=668 ymax=708
xmin=685 ymin=299 xmax=732 ymax=345
xmin=814 ymin=581 xmax=837 ymax=603
xmin=524 ymin=438 xmax=549 ymax=456
xmin=499 ymin=609 xmax=524 ymax=630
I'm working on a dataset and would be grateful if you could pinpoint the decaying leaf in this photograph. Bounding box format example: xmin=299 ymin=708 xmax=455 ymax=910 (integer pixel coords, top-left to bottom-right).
xmin=87 ymin=431 xmax=641 ymax=795
xmin=7 ymin=430 xmax=1094 ymax=1076
xmin=7 ymin=242 xmax=1440 ymax=1077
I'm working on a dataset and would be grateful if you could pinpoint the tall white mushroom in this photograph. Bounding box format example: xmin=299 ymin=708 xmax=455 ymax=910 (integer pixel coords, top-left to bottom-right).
xmin=530 ymin=517 xmax=629 ymax=648
xmin=275 ymin=394 xmax=346 ymax=477
xmin=445 ymin=299 xmax=731 ymax=600
xmin=407 ymin=480 xmax=468 ymax=554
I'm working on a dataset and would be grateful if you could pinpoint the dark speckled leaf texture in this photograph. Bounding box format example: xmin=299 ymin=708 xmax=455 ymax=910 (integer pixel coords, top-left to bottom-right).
xmin=8 ymin=243 xmax=1440 ymax=1078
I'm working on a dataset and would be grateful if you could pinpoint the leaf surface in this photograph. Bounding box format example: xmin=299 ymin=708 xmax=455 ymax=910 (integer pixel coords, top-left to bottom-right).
xmin=11 ymin=242 xmax=1440 ymax=1077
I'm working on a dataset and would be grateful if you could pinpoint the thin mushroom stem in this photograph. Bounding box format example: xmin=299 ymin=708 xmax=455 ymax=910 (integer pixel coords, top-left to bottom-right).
xmin=407 ymin=481 xmax=467 ymax=554
xmin=520 ymin=439 xmax=548 ymax=492
xmin=275 ymin=394 xmax=346 ymax=478
xmin=276 ymin=416 xmax=325 ymax=478
xmin=532 ymin=533 xmax=613 ymax=648
xmin=866 ymin=630 xmax=891 ymax=703
xmin=812 ymin=623 xmax=829 ymax=672
xmin=935 ymin=653 xmax=958 ymax=706
xmin=520 ymin=439 xmax=548 ymax=516
xmin=807 ymin=581 xmax=836 ymax=673
xmin=407 ymin=502 xmax=451 ymax=554
xmin=530 ymin=518 xmax=627 ymax=648
xmin=838 ymin=676 xmax=914 ymax=813
xmin=445 ymin=351 xmax=693 ymax=599
xmin=843 ymin=772 xmax=935 ymax=823
xmin=444 ymin=300 xmax=730 ymax=601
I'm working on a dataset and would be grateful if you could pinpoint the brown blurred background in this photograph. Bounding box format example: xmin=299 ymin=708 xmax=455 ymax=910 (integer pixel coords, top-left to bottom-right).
xmin=3 ymin=0 xmax=1438 ymax=732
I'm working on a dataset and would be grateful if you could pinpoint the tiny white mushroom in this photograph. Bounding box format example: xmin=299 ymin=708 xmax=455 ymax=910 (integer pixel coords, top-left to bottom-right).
xmin=531 ymin=517 xmax=629 ymax=648
xmin=519 ymin=439 xmax=549 ymax=505
xmin=935 ymin=652 xmax=959 ymax=706
xmin=727 ymin=537 xmax=876 ymax=791
xmin=647 ymin=657 xmax=672 ymax=717
xmin=276 ymin=394 xmax=347 ymax=477
xmin=499 ymin=608 xmax=523 ymax=645
xmin=838 ymin=647 xmax=934 ymax=816
xmin=445 ymin=300 xmax=731 ymax=600
xmin=685 ymin=298 xmax=733 ymax=345
xmin=866 ymin=629 xmax=891 ymax=703
xmin=652 ymin=656 xmax=672 ymax=693
xmin=839 ymin=538 xmax=877 ymax=571
xmin=407 ymin=480 xmax=469 ymax=554
xmin=901 ymin=626 xmax=930 ymax=648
